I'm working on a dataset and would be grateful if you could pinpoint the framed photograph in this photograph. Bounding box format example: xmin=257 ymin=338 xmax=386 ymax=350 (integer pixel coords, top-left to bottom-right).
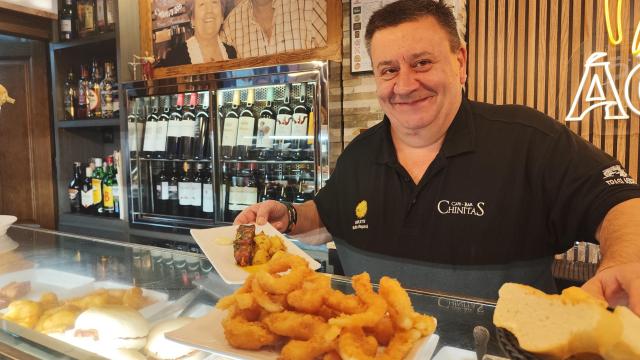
xmin=139 ymin=0 xmax=343 ymax=79
xmin=350 ymin=0 xmax=468 ymax=73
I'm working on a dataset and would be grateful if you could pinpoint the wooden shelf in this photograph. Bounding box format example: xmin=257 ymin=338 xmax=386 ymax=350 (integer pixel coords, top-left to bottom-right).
xmin=50 ymin=32 xmax=116 ymax=51
xmin=56 ymin=118 xmax=120 ymax=128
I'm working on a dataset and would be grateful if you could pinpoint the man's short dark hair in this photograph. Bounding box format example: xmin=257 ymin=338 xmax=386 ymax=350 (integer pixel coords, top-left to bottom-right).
xmin=365 ymin=0 xmax=462 ymax=54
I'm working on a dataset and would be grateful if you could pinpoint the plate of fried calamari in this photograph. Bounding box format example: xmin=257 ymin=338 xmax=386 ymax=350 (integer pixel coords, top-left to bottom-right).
xmin=166 ymin=252 xmax=439 ymax=360
xmin=191 ymin=223 xmax=321 ymax=285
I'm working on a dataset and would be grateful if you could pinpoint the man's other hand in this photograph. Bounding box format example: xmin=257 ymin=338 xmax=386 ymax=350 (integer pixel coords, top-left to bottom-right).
xmin=233 ymin=200 xmax=289 ymax=232
xmin=582 ymin=262 xmax=640 ymax=315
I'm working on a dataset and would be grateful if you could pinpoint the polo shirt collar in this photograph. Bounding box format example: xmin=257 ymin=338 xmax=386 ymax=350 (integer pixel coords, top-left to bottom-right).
xmin=376 ymin=96 xmax=476 ymax=165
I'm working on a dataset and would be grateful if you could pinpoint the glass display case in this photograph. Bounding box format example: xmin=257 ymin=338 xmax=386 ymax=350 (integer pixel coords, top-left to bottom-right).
xmin=122 ymin=62 xmax=331 ymax=232
xmin=0 ymin=225 xmax=506 ymax=359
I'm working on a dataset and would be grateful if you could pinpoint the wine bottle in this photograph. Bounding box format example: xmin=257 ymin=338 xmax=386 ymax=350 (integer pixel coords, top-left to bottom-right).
xmin=178 ymin=161 xmax=194 ymax=217
xmin=180 ymin=93 xmax=197 ymax=160
xmin=193 ymin=92 xmax=210 ymax=160
xmin=236 ymin=88 xmax=256 ymax=160
xmin=275 ymin=84 xmax=293 ymax=160
xmin=201 ymin=163 xmax=214 ymax=219
xmin=221 ymin=90 xmax=240 ymax=160
xmin=255 ymin=87 xmax=276 ymax=160
xmin=87 ymin=59 xmax=102 ymax=119
xmin=166 ymin=94 xmax=184 ymax=159
xmin=80 ymin=166 xmax=94 ymax=214
xmin=77 ymin=64 xmax=90 ymax=119
xmin=291 ymin=83 xmax=310 ymax=160
xmin=64 ymin=69 xmax=77 ymax=120
xmin=102 ymin=155 xmax=116 ymax=216
xmin=92 ymin=157 xmax=105 ymax=216
xmin=142 ymin=97 xmax=159 ymax=159
xmin=155 ymin=95 xmax=171 ymax=159
xmin=155 ymin=162 xmax=169 ymax=214
xmin=69 ymin=162 xmax=82 ymax=213
xmin=60 ymin=0 xmax=76 ymax=40
xmin=128 ymin=98 xmax=144 ymax=157
xmin=192 ymin=163 xmax=204 ymax=218
xmin=167 ymin=162 xmax=180 ymax=216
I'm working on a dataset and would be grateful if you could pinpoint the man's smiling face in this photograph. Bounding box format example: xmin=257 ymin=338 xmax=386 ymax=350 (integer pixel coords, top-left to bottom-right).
xmin=371 ymin=16 xmax=467 ymax=133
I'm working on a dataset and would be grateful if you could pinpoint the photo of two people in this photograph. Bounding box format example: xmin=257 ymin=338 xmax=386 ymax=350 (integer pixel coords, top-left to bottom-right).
xmin=152 ymin=0 xmax=328 ymax=67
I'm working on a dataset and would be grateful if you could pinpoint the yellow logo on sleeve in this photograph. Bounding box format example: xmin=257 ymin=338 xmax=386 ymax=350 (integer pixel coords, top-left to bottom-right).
xmin=355 ymin=200 xmax=368 ymax=219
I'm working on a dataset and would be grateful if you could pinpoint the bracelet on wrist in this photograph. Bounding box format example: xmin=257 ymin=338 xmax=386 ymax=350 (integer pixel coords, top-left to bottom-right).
xmin=281 ymin=202 xmax=297 ymax=234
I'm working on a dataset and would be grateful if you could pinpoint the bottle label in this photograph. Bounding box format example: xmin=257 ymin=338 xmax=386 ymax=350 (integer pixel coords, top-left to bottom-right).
xmin=128 ymin=118 xmax=138 ymax=151
xmin=78 ymin=86 xmax=87 ymax=106
xmin=61 ymin=19 xmax=72 ymax=33
xmin=168 ymin=185 xmax=179 ymax=200
xmin=88 ymin=89 xmax=99 ymax=111
xmin=155 ymin=120 xmax=169 ymax=152
xmin=256 ymin=117 xmax=276 ymax=148
xmin=276 ymin=114 xmax=293 ymax=138
xmin=142 ymin=121 xmax=158 ymax=152
xmin=100 ymin=89 xmax=113 ymax=114
xmin=103 ymin=185 xmax=114 ymax=208
xmin=236 ymin=116 xmax=255 ymax=146
xmin=106 ymin=0 xmax=115 ymax=24
xmin=92 ymin=179 xmax=102 ymax=204
xmin=221 ymin=117 xmax=239 ymax=146
xmin=192 ymin=182 xmax=202 ymax=206
xmin=203 ymin=184 xmax=214 ymax=213
xmin=181 ymin=119 xmax=196 ymax=138
xmin=178 ymin=182 xmax=191 ymax=206
xmin=292 ymin=112 xmax=309 ymax=138
xmin=84 ymin=5 xmax=94 ymax=30
xmin=228 ymin=186 xmax=257 ymax=211
xmin=112 ymin=184 xmax=119 ymax=199
xmin=81 ymin=190 xmax=93 ymax=208
xmin=167 ymin=119 xmax=181 ymax=137
xmin=161 ymin=181 xmax=169 ymax=200
xmin=68 ymin=188 xmax=79 ymax=200
xmin=96 ymin=0 xmax=105 ymax=27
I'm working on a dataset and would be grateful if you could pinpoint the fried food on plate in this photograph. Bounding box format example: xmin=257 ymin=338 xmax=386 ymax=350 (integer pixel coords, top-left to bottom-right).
xmin=215 ymin=253 xmax=437 ymax=359
xmin=232 ymin=224 xmax=288 ymax=267
xmin=3 ymin=300 xmax=42 ymax=329
xmin=35 ymin=304 xmax=82 ymax=334
xmin=66 ymin=287 xmax=151 ymax=310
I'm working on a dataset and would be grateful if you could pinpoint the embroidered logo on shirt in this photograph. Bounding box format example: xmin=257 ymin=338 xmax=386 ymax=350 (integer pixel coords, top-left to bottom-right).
xmin=352 ymin=200 xmax=369 ymax=230
xmin=602 ymin=165 xmax=636 ymax=185
xmin=437 ymin=200 xmax=486 ymax=217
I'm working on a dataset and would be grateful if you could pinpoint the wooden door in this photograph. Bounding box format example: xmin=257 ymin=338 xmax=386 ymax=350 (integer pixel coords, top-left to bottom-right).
xmin=0 ymin=34 xmax=55 ymax=229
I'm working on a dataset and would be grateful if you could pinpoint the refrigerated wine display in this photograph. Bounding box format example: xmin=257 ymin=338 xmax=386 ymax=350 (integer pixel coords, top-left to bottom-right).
xmin=123 ymin=62 xmax=332 ymax=232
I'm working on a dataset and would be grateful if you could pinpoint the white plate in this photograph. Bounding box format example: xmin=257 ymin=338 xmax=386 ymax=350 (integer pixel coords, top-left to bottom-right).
xmin=90 ymin=281 xmax=170 ymax=319
xmin=166 ymin=308 xmax=440 ymax=360
xmin=0 ymin=269 xmax=95 ymax=305
xmin=432 ymin=346 xmax=509 ymax=360
xmin=190 ymin=224 xmax=321 ymax=285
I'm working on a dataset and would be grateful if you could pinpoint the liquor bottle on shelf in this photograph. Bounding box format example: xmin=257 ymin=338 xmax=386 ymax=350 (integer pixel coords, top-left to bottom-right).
xmin=178 ymin=161 xmax=194 ymax=217
xmin=180 ymin=93 xmax=197 ymax=160
xmin=102 ymin=155 xmax=118 ymax=217
xmin=192 ymin=163 xmax=204 ymax=218
xmin=155 ymin=96 xmax=171 ymax=159
xmin=168 ymin=162 xmax=180 ymax=216
xmin=221 ymin=90 xmax=240 ymax=160
xmin=77 ymin=0 xmax=96 ymax=38
xmin=63 ymin=69 xmax=77 ymax=120
xmin=105 ymin=0 xmax=116 ymax=31
xmin=92 ymin=157 xmax=105 ymax=216
xmin=166 ymin=94 xmax=184 ymax=160
xmin=96 ymin=0 xmax=106 ymax=33
xmin=193 ymin=92 xmax=210 ymax=160
xmin=80 ymin=166 xmax=94 ymax=214
xmin=60 ymin=0 xmax=76 ymax=40
xmin=77 ymin=64 xmax=90 ymax=119
xmin=128 ymin=98 xmax=144 ymax=156
xmin=68 ymin=162 xmax=82 ymax=213
xmin=236 ymin=88 xmax=256 ymax=160
xmin=155 ymin=162 xmax=169 ymax=214
xmin=201 ymin=163 xmax=214 ymax=219
xmin=142 ymin=97 xmax=159 ymax=159
xmin=100 ymin=61 xmax=115 ymax=118
xmin=275 ymin=84 xmax=293 ymax=160
xmin=291 ymin=83 xmax=310 ymax=160
xmin=88 ymin=59 xmax=102 ymax=118
xmin=255 ymin=87 xmax=276 ymax=160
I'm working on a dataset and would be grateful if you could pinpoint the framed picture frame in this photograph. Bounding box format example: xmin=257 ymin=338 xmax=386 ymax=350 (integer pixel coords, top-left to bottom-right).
xmin=138 ymin=0 xmax=343 ymax=79
xmin=350 ymin=0 xmax=467 ymax=73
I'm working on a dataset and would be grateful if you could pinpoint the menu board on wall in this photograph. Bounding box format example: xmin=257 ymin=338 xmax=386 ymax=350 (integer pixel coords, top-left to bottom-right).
xmin=350 ymin=0 xmax=467 ymax=73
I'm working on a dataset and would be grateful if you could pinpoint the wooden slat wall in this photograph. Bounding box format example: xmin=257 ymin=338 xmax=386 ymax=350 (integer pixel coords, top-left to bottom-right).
xmin=467 ymin=0 xmax=640 ymax=180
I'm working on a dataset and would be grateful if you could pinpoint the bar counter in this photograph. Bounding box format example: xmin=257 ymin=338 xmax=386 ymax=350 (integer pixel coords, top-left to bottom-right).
xmin=0 ymin=225 xmax=505 ymax=359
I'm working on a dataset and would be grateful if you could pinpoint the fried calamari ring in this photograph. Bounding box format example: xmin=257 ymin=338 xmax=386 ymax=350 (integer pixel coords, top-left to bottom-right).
xmin=411 ymin=312 xmax=437 ymax=337
xmin=323 ymin=351 xmax=342 ymax=360
xmin=221 ymin=315 xmax=280 ymax=350
xmin=287 ymin=274 xmax=331 ymax=314
xmin=216 ymin=274 xmax=256 ymax=310
xmin=379 ymin=276 xmax=415 ymax=330
xmin=364 ymin=314 xmax=395 ymax=346
xmin=256 ymin=266 xmax=311 ymax=294
xmin=324 ymin=289 xmax=367 ymax=314
xmin=266 ymin=251 xmax=308 ymax=273
xmin=251 ymin=276 xmax=285 ymax=313
xmin=262 ymin=311 xmax=328 ymax=340
xmin=329 ymin=273 xmax=387 ymax=329
xmin=280 ymin=334 xmax=337 ymax=360
xmin=337 ymin=327 xmax=378 ymax=360
xmin=378 ymin=329 xmax=422 ymax=360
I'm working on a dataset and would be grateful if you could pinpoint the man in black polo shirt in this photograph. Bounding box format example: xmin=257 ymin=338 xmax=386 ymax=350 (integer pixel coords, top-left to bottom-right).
xmin=235 ymin=0 xmax=640 ymax=310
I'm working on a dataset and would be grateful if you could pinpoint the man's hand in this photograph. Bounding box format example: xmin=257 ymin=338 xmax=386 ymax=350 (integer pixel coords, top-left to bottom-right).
xmin=233 ymin=200 xmax=289 ymax=232
xmin=582 ymin=262 xmax=640 ymax=315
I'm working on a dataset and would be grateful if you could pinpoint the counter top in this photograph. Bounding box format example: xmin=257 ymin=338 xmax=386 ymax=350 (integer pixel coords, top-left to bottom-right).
xmin=0 ymin=225 xmax=504 ymax=359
